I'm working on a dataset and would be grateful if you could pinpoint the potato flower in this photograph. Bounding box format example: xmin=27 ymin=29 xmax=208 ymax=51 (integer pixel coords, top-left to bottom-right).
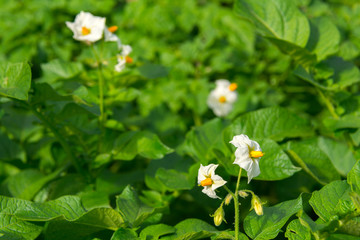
xmin=66 ymin=11 xmax=106 ymax=42
xmin=104 ymin=25 xmax=122 ymax=49
xmin=197 ymin=164 xmax=227 ymax=199
xmin=230 ymin=134 xmax=263 ymax=183
xmin=115 ymin=45 xmax=133 ymax=72
xmin=207 ymin=79 xmax=238 ymax=117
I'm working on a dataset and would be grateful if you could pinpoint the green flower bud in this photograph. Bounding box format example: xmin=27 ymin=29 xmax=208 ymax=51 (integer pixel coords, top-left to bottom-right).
xmin=238 ymin=190 xmax=249 ymax=198
xmin=224 ymin=194 xmax=233 ymax=205
xmin=251 ymin=195 xmax=263 ymax=216
xmin=212 ymin=205 xmax=226 ymax=226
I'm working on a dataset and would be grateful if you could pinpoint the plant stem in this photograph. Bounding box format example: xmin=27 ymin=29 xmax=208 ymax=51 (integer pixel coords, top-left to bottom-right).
xmin=316 ymin=88 xmax=339 ymax=120
xmin=90 ymin=44 xmax=105 ymax=126
xmin=234 ymin=167 xmax=243 ymax=240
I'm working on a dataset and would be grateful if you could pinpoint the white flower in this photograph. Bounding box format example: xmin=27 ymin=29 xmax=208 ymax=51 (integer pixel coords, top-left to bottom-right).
xmin=104 ymin=26 xmax=122 ymax=49
xmin=121 ymin=45 xmax=132 ymax=56
xmin=114 ymin=45 xmax=133 ymax=72
xmin=197 ymin=164 xmax=227 ymax=199
xmin=207 ymin=79 xmax=238 ymax=117
xmin=66 ymin=11 xmax=106 ymax=42
xmin=230 ymin=134 xmax=263 ymax=183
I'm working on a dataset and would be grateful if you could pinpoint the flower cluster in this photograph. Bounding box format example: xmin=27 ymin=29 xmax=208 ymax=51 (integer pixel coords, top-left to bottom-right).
xmin=66 ymin=11 xmax=133 ymax=72
xmin=207 ymin=79 xmax=238 ymax=117
xmin=198 ymin=135 xmax=263 ymax=197
xmin=197 ymin=134 xmax=264 ymax=224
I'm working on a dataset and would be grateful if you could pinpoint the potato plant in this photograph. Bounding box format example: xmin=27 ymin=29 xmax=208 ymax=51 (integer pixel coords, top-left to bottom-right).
xmin=0 ymin=0 xmax=360 ymax=239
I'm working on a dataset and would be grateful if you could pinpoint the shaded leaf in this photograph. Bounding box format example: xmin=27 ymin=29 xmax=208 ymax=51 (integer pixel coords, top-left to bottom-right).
xmin=116 ymin=185 xmax=155 ymax=228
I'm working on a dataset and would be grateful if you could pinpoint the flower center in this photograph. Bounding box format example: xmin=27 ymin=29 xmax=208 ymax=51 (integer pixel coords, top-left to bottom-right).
xmin=125 ymin=56 xmax=133 ymax=64
xmin=229 ymin=83 xmax=237 ymax=91
xmin=219 ymin=96 xmax=226 ymax=103
xmin=250 ymin=151 xmax=264 ymax=158
xmin=81 ymin=26 xmax=91 ymax=35
xmin=200 ymin=177 xmax=213 ymax=187
xmin=108 ymin=25 xmax=118 ymax=33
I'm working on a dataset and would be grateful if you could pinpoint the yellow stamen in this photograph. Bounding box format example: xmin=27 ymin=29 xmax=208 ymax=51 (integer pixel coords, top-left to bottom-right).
xmin=82 ymin=26 xmax=91 ymax=35
xmin=200 ymin=177 xmax=213 ymax=187
xmin=125 ymin=56 xmax=133 ymax=64
xmin=108 ymin=25 xmax=118 ymax=33
xmin=250 ymin=151 xmax=264 ymax=158
xmin=219 ymin=96 xmax=226 ymax=103
xmin=229 ymin=83 xmax=238 ymax=91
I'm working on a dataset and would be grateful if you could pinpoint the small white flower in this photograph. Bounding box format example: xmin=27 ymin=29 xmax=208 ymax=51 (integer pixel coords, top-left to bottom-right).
xmin=114 ymin=45 xmax=133 ymax=72
xmin=115 ymin=57 xmax=126 ymax=72
xmin=104 ymin=25 xmax=122 ymax=49
xmin=207 ymin=79 xmax=238 ymax=117
xmin=121 ymin=45 xmax=132 ymax=56
xmin=230 ymin=134 xmax=263 ymax=183
xmin=66 ymin=11 xmax=106 ymax=42
xmin=197 ymin=164 xmax=227 ymax=199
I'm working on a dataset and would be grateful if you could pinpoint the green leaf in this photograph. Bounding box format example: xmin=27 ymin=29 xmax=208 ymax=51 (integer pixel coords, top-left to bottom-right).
xmin=1 ymin=195 xmax=124 ymax=240
xmin=347 ymin=160 xmax=360 ymax=194
xmin=286 ymin=138 xmax=341 ymax=185
xmin=306 ymin=17 xmax=340 ymax=61
xmin=317 ymin=137 xmax=357 ymax=176
xmin=161 ymin=218 xmax=218 ymax=240
xmin=0 ymin=62 xmax=31 ymax=100
xmin=285 ymin=219 xmax=311 ymax=240
xmin=0 ymin=213 xmax=42 ymax=240
xmin=327 ymin=233 xmax=360 ymax=240
xmin=14 ymin=196 xmax=86 ymax=221
xmin=309 ymin=180 xmax=354 ymax=222
xmin=138 ymin=63 xmax=169 ymax=79
xmin=267 ymin=37 xmax=316 ymax=67
xmin=111 ymin=228 xmax=138 ymax=240
xmin=7 ymin=167 xmax=64 ymax=200
xmin=254 ymin=138 xmax=300 ymax=180
xmin=140 ymin=224 xmax=176 ymax=240
xmin=244 ymin=194 xmax=303 ymax=240
xmin=41 ymin=59 xmax=83 ymax=79
xmin=44 ymin=208 xmax=125 ymax=240
xmin=235 ymin=0 xmax=310 ymax=47
xmin=178 ymin=118 xmax=227 ymax=164
xmin=223 ymin=106 xmax=313 ymax=142
xmin=323 ymin=115 xmax=360 ymax=130
xmin=293 ymin=65 xmax=334 ymax=90
xmin=112 ymin=131 xmax=173 ymax=160
xmin=323 ymin=57 xmax=360 ymax=89
xmin=116 ymin=185 xmax=155 ymax=228
xmin=107 ymin=87 xmax=140 ymax=103
xmin=155 ymin=168 xmax=193 ymax=190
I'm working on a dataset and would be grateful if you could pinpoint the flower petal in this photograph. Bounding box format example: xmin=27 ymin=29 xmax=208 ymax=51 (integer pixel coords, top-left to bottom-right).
xmin=202 ymin=187 xmax=220 ymax=199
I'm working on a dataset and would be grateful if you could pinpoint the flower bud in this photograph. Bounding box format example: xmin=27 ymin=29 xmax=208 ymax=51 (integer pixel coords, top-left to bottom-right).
xmin=238 ymin=191 xmax=249 ymax=198
xmin=212 ymin=205 xmax=225 ymax=226
xmin=224 ymin=194 xmax=233 ymax=205
xmin=251 ymin=195 xmax=263 ymax=216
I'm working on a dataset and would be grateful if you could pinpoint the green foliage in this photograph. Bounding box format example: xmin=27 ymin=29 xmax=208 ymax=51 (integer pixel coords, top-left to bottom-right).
xmin=1 ymin=0 xmax=360 ymax=239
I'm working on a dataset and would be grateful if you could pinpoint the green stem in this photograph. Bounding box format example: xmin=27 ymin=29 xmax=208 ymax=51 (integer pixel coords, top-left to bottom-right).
xmin=234 ymin=167 xmax=243 ymax=240
xmin=29 ymin=105 xmax=88 ymax=179
xmin=90 ymin=45 xmax=105 ymax=126
xmin=316 ymin=88 xmax=339 ymax=120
